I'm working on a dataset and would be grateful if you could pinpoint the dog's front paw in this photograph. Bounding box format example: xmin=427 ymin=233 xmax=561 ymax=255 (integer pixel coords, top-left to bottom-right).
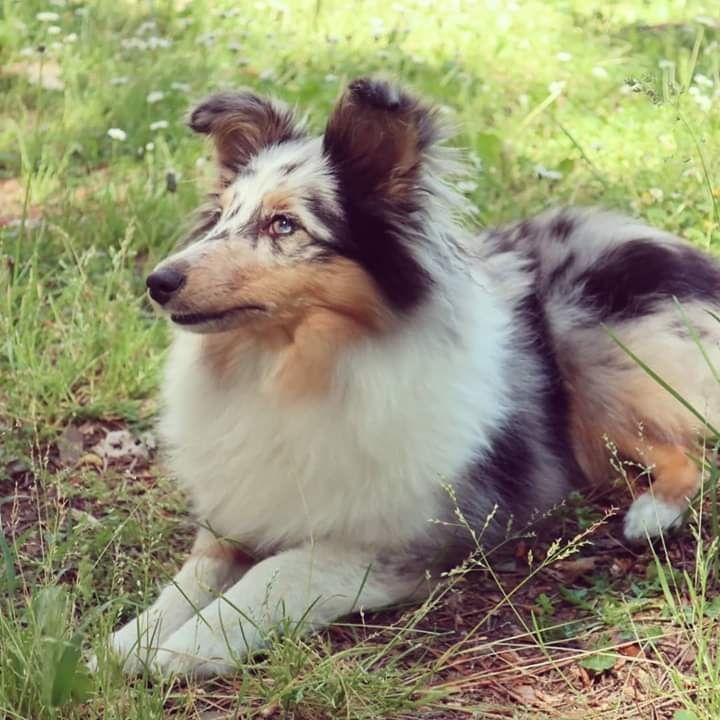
xmin=624 ymin=492 xmax=684 ymax=541
xmin=151 ymin=622 xmax=238 ymax=678
xmin=91 ymin=616 xmax=165 ymax=675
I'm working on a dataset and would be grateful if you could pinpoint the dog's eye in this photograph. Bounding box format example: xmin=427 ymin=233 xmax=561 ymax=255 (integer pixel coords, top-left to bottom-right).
xmin=269 ymin=214 xmax=296 ymax=236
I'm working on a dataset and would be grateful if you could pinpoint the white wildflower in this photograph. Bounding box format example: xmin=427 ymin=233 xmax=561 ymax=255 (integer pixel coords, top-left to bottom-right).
xmin=145 ymin=142 xmax=155 ymax=151
xmin=591 ymin=66 xmax=608 ymax=79
xmin=147 ymin=36 xmax=171 ymax=49
xmin=47 ymin=25 xmax=61 ymax=35
xmin=556 ymin=52 xmax=572 ymax=62
xmin=74 ymin=7 xmax=88 ymax=16
xmin=259 ymin=68 xmax=275 ymax=81
xmin=648 ymin=187 xmax=664 ymax=202
xmin=107 ymin=128 xmax=127 ymax=141
xmin=694 ymin=73 xmax=714 ymax=88
xmin=548 ymin=80 xmax=566 ymax=95
xmin=49 ymin=0 xmax=66 ymax=5
xmin=149 ymin=120 xmax=169 ymax=130
xmin=369 ymin=17 xmax=385 ymax=35
xmin=324 ymin=73 xmax=338 ymax=83
xmin=171 ymin=81 xmax=190 ymax=92
xmin=534 ymin=164 xmax=563 ymax=181
xmin=195 ymin=32 xmax=216 ymax=47
xmin=121 ymin=37 xmax=148 ymax=50
xmin=110 ymin=76 xmax=129 ymax=85
xmin=146 ymin=90 xmax=164 ymax=103
xmin=36 ymin=11 xmax=60 ymax=22
xmin=136 ymin=20 xmax=157 ymax=35
xmin=658 ymin=59 xmax=674 ymax=70
xmin=227 ymin=41 xmax=242 ymax=52
xmin=693 ymin=93 xmax=712 ymax=112
xmin=64 ymin=33 xmax=77 ymax=43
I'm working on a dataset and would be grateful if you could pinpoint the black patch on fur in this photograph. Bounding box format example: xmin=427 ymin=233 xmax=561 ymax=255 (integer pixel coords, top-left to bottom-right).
xmin=545 ymin=252 xmax=576 ymax=289
xmin=462 ymin=291 xmax=579 ymax=528
xmin=548 ymin=212 xmax=576 ymax=243
xmin=514 ymin=219 xmax=541 ymax=243
xmin=330 ymin=192 xmax=433 ymax=311
xmin=578 ymin=240 xmax=720 ymax=320
xmin=321 ymin=78 xmax=436 ymax=311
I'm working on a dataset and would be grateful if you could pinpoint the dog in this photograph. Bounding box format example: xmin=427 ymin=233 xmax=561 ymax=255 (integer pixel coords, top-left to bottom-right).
xmin=101 ymin=78 xmax=720 ymax=677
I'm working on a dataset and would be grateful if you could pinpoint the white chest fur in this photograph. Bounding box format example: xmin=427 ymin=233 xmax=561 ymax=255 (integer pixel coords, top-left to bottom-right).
xmin=158 ymin=280 xmax=514 ymax=554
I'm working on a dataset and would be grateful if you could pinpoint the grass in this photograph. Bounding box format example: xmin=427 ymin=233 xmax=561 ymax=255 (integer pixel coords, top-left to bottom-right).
xmin=1 ymin=0 xmax=720 ymax=717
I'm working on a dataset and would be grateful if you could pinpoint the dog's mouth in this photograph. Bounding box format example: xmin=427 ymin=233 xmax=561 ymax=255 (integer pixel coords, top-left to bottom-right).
xmin=170 ymin=304 xmax=267 ymax=326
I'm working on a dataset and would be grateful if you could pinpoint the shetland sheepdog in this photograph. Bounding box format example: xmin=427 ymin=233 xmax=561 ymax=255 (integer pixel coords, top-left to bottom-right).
xmin=102 ymin=78 xmax=720 ymax=677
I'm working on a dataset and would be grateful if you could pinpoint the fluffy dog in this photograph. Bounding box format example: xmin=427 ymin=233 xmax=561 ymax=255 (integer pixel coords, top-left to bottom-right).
xmin=103 ymin=78 xmax=720 ymax=677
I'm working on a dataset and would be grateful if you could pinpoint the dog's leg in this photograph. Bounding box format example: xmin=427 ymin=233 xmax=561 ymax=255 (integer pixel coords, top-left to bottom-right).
xmin=97 ymin=528 xmax=252 ymax=673
xmin=150 ymin=543 xmax=431 ymax=677
xmin=623 ymin=444 xmax=701 ymax=540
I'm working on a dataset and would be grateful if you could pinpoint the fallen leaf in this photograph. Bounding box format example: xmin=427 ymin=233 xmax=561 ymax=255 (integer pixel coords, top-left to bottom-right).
xmin=512 ymin=684 xmax=540 ymax=706
xmin=618 ymin=643 xmax=642 ymax=658
xmin=78 ymin=453 xmax=103 ymax=468
xmin=553 ymin=556 xmax=599 ymax=583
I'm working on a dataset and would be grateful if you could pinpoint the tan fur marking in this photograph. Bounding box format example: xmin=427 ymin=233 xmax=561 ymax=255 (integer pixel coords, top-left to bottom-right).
xmin=191 ymin=528 xmax=255 ymax=567
xmin=627 ymin=444 xmax=701 ymax=506
xmin=219 ymin=187 xmax=234 ymax=211
xmin=261 ymin=190 xmax=295 ymax=214
xmin=179 ymin=253 xmax=390 ymax=394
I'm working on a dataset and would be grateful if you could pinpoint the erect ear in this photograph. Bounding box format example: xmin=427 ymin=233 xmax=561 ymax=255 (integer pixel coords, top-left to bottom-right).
xmin=188 ymin=91 xmax=304 ymax=177
xmin=322 ymin=78 xmax=440 ymax=201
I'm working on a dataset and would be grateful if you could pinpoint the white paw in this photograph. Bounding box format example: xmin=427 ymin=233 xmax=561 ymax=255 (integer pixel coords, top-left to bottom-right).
xmin=624 ymin=493 xmax=685 ymax=541
xmin=92 ymin=616 xmax=166 ymax=675
xmin=151 ymin=623 xmax=237 ymax=678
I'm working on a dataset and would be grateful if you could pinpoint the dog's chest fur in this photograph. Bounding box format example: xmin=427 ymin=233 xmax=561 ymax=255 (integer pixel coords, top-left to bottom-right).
xmin=158 ymin=276 xmax=516 ymax=555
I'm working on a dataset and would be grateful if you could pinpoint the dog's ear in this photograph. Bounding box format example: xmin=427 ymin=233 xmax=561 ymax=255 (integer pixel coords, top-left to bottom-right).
xmin=188 ymin=92 xmax=304 ymax=176
xmin=323 ymin=78 xmax=440 ymax=201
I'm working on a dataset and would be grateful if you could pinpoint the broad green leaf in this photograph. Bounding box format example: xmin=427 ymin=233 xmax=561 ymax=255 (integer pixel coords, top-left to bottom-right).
xmin=579 ymin=653 xmax=616 ymax=673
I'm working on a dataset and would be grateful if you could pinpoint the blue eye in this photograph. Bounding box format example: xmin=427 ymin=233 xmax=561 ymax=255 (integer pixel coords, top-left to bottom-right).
xmin=269 ymin=214 xmax=296 ymax=236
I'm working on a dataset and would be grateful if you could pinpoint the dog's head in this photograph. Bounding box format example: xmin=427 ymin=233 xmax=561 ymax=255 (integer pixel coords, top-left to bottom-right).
xmin=147 ymin=78 xmax=447 ymax=339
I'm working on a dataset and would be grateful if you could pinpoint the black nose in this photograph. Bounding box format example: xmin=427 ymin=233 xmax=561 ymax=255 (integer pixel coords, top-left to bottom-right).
xmin=146 ymin=268 xmax=185 ymax=305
